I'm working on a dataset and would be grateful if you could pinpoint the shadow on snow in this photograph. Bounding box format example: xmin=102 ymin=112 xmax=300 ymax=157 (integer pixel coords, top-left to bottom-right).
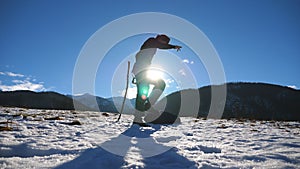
xmin=55 ymin=124 xmax=197 ymax=169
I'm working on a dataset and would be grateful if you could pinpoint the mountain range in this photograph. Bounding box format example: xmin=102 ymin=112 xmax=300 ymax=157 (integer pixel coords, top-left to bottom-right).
xmin=0 ymin=82 xmax=299 ymax=121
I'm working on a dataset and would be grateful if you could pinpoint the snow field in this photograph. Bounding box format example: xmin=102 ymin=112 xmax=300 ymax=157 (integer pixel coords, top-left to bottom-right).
xmin=0 ymin=107 xmax=299 ymax=168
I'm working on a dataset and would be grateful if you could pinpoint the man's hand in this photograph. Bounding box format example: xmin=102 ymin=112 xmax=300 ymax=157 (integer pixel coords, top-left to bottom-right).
xmin=174 ymin=45 xmax=182 ymax=52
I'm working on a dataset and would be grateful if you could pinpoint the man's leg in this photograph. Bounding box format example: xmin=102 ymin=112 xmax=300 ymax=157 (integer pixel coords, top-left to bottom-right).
xmin=133 ymin=76 xmax=165 ymax=124
xmin=142 ymin=79 xmax=165 ymax=123
xmin=133 ymin=82 xmax=149 ymax=124
xmin=147 ymin=79 xmax=166 ymax=107
xmin=133 ymin=110 xmax=145 ymax=123
xmin=135 ymin=82 xmax=150 ymax=111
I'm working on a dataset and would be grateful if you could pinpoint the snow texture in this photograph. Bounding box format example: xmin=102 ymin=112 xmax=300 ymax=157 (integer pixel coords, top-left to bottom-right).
xmin=0 ymin=107 xmax=299 ymax=168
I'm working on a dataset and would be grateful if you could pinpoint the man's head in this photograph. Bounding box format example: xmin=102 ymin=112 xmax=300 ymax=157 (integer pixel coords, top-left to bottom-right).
xmin=155 ymin=34 xmax=170 ymax=44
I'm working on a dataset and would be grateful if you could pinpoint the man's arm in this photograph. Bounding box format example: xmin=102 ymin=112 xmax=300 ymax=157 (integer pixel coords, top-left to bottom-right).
xmin=157 ymin=43 xmax=176 ymax=49
xmin=141 ymin=38 xmax=182 ymax=51
xmin=160 ymin=43 xmax=182 ymax=51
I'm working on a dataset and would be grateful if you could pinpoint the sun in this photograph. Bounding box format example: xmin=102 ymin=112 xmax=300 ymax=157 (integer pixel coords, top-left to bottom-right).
xmin=146 ymin=69 xmax=164 ymax=81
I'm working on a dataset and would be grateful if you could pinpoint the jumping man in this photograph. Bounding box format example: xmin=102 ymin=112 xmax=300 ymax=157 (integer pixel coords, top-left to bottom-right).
xmin=131 ymin=34 xmax=182 ymax=124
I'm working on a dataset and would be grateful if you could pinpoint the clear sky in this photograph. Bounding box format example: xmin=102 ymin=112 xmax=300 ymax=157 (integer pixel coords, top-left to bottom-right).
xmin=1 ymin=0 xmax=299 ymax=98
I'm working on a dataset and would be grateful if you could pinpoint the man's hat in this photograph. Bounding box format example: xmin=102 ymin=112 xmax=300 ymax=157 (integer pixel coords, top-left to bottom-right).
xmin=155 ymin=34 xmax=170 ymax=43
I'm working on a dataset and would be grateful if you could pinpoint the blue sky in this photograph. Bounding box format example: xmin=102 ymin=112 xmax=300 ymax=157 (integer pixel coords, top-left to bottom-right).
xmin=1 ymin=0 xmax=299 ymax=98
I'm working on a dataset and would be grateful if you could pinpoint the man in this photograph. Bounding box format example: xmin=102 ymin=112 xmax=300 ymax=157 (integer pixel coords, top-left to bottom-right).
xmin=132 ymin=34 xmax=182 ymax=124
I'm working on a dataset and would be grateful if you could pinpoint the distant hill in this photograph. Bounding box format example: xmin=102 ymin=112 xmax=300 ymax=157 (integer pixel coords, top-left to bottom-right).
xmin=157 ymin=82 xmax=300 ymax=121
xmin=0 ymin=90 xmax=134 ymax=113
xmin=0 ymin=90 xmax=89 ymax=110
xmin=70 ymin=94 xmax=135 ymax=114
xmin=69 ymin=93 xmax=113 ymax=112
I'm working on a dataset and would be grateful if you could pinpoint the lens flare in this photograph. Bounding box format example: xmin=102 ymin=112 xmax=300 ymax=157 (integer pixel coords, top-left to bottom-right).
xmin=141 ymin=94 xmax=147 ymax=100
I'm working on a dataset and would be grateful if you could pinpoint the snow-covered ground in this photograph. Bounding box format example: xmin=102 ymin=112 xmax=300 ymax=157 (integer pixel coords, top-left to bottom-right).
xmin=0 ymin=107 xmax=299 ymax=169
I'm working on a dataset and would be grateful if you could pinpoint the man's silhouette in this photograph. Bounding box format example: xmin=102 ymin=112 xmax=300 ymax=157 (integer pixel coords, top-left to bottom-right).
xmin=132 ymin=34 xmax=181 ymax=124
